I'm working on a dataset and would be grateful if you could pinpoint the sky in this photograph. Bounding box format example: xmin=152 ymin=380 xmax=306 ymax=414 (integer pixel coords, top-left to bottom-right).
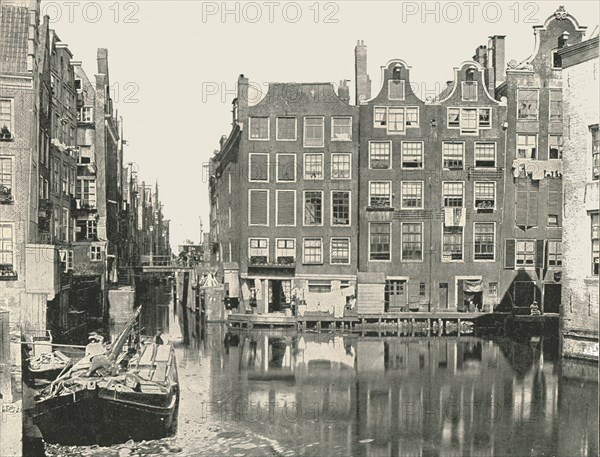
xmin=41 ymin=0 xmax=600 ymax=249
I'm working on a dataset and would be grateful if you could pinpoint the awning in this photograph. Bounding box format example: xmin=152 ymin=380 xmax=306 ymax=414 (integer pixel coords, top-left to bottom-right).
xmin=463 ymin=279 xmax=483 ymax=293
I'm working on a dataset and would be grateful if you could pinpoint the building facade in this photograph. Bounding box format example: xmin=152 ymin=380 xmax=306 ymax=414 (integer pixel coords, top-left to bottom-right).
xmin=211 ymin=77 xmax=359 ymax=315
xmin=558 ymin=34 xmax=599 ymax=361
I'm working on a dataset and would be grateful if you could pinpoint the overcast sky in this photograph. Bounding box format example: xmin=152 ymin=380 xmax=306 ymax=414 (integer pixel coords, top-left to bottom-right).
xmin=41 ymin=0 xmax=600 ymax=249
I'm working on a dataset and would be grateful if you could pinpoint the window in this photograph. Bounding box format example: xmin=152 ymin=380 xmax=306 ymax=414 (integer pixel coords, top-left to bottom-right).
xmin=549 ymin=135 xmax=563 ymax=159
xmin=79 ymin=146 xmax=93 ymax=164
xmin=276 ymin=239 xmax=295 ymax=263
xmin=77 ymin=178 xmax=96 ymax=208
xmin=592 ymin=213 xmax=599 ymax=275
xmin=517 ymin=134 xmax=537 ymax=159
xmin=592 ymin=125 xmax=599 ymax=180
xmin=443 ymin=182 xmax=464 ymax=207
xmin=402 ymin=223 xmax=423 ymax=261
xmin=475 ymin=182 xmax=496 ymax=213
xmin=308 ymin=279 xmax=331 ymax=293
xmin=369 ymin=223 xmax=391 ymax=261
xmin=475 ymin=142 xmax=496 ymax=167
xmin=369 ymin=141 xmax=391 ymax=169
xmin=78 ymin=106 xmax=93 ymax=123
xmin=369 ymin=181 xmax=392 ymax=208
xmin=419 ymin=283 xmax=426 ymax=296
xmin=0 ymin=224 xmax=14 ymax=266
xmin=387 ymin=107 xmax=405 ymax=133
xmin=86 ymin=220 xmax=98 ymax=240
xmin=460 ymin=108 xmax=478 ymax=134
xmin=303 ymin=238 xmax=323 ymax=264
xmin=388 ymin=80 xmax=405 ymax=100
xmin=304 ymin=191 xmax=323 ymax=225
xmin=53 ymin=158 xmax=60 ymax=194
xmin=62 ymin=166 xmax=68 ymax=194
xmin=330 ymin=238 xmax=350 ymax=264
xmin=303 ymin=117 xmax=324 ymax=148
xmin=249 ymin=117 xmax=269 ymax=140
xmin=0 ymin=99 xmax=13 ymax=138
xmin=517 ymin=89 xmax=539 ymax=120
xmin=303 ymin=153 xmax=323 ymax=180
xmin=516 ymin=240 xmax=536 ymax=267
xmin=406 ymin=107 xmax=419 ymax=127
xmin=549 ymin=90 xmax=562 ymax=121
xmin=443 ymin=142 xmax=464 ymax=169
xmin=276 ymin=153 xmax=296 ymax=182
xmin=331 ymin=191 xmax=350 ymax=225
xmin=331 ymin=116 xmax=352 ymax=141
xmin=448 ymin=108 xmax=460 ymax=128
xmin=276 ymin=190 xmax=296 ymax=226
xmin=0 ymin=158 xmax=13 ymax=201
xmin=331 ymin=153 xmax=351 ymax=179
xmin=489 ymin=282 xmax=498 ymax=296
xmin=401 ymin=181 xmax=423 ymax=209
xmin=249 ymin=189 xmax=269 ymax=226
xmin=69 ymin=167 xmax=75 ymax=195
xmin=401 ymin=142 xmax=423 ymax=168
xmin=474 ymin=223 xmax=495 ymax=260
xmin=374 ymin=107 xmax=387 ymax=128
xmin=61 ymin=208 xmax=69 ymax=241
xmin=89 ymin=246 xmax=102 ymax=261
xmin=516 ymin=178 xmax=539 ymax=228
xmin=547 ymin=240 xmax=562 ymax=267
xmin=552 ymin=49 xmax=562 ymax=69
xmin=462 ymin=81 xmax=478 ymax=101
xmin=442 ymin=226 xmax=463 ymax=261
xmin=276 ymin=117 xmax=296 ymax=140
xmin=249 ymin=238 xmax=269 ymax=264
xmin=248 ymin=153 xmax=269 ymax=182
xmin=479 ymin=108 xmax=491 ymax=128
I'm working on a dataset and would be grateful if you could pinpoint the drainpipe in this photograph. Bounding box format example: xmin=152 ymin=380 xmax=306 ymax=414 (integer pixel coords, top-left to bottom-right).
xmin=499 ymin=120 xmax=509 ymax=310
xmin=428 ymin=176 xmax=433 ymax=312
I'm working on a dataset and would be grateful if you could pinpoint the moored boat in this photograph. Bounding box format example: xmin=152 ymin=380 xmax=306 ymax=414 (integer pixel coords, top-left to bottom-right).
xmin=29 ymin=351 xmax=72 ymax=383
xmin=32 ymin=307 xmax=179 ymax=445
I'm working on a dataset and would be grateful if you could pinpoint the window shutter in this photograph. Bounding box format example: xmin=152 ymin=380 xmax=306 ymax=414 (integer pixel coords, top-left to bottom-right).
xmin=535 ymin=239 xmax=545 ymax=269
xmin=277 ymin=190 xmax=295 ymax=226
xmin=505 ymin=239 xmax=515 ymax=269
xmin=516 ymin=180 xmax=528 ymax=227
xmin=527 ymin=184 xmax=538 ymax=228
xmin=249 ymin=190 xmax=268 ymax=225
xmin=548 ymin=178 xmax=562 ymax=224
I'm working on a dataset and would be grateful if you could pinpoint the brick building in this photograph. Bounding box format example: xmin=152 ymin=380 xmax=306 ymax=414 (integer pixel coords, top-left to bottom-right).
xmin=211 ymin=77 xmax=359 ymax=315
xmin=558 ymin=33 xmax=599 ymax=361
xmin=356 ymin=51 xmax=507 ymax=313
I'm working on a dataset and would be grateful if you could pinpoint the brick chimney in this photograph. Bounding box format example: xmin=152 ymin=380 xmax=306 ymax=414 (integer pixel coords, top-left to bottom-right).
xmin=338 ymin=80 xmax=350 ymax=104
xmin=355 ymin=40 xmax=371 ymax=104
xmin=97 ymin=48 xmax=109 ymax=76
xmin=237 ymin=74 xmax=249 ymax=121
xmin=487 ymin=35 xmax=506 ymax=91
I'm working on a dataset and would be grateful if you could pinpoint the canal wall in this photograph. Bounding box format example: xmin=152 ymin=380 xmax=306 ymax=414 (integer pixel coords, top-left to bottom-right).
xmin=174 ymin=269 xmax=226 ymax=321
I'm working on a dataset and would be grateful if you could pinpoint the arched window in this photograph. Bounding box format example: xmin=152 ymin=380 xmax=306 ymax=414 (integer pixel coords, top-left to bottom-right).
xmin=393 ymin=65 xmax=402 ymax=80
xmin=466 ymin=68 xmax=475 ymax=81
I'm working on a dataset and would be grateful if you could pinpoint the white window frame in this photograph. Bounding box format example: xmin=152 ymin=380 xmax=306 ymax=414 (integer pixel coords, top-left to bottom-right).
xmin=401 ymin=141 xmax=424 ymax=169
xmin=89 ymin=245 xmax=102 ymax=262
xmin=549 ymin=89 xmax=562 ymax=122
xmin=548 ymin=134 xmax=563 ymax=160
xmin=442 ymin=181 xmax=465 ymax=208
xmin=374 ymin=106 xmax=387 ymax=128
xmin=331 ymin=116 xmax=352 ymax=141
xmin=478 ymin=108 xmax=492 ymax=129
xmin=302 ymin=237 xmax=323 ymax=265
xmin=368 ymin=141 xmax=392 ymax=170
xmin=248 ymin=189 xmax=270 ymax=227
xmin=441 ymin=224 xmax=464 ymax=263
xmin=303 ymin=116 xmax=325 ymax=148
xmin=275 ymin=238 xmax=296 ymax=262
xmin=303 ymin=190 xmax=324 ymax=227
xmin=330 ymin=190 xmax=351 ymax=226
xmin=0 ymin=156 xmax=15 ymax=201
xmin=369 ymin=181 xmax=392 ymax=208
xmin=0 ymin=99 xmax=14 ymax=136
xmin=400 ymin=222 xmax=424 ymax=262
xmin=248 ymin=116 xmax=270 ymax=141
xmin=473 ymin=222 xmax=496 ymax=262
xmin=330 ymin=237 xmax=351 ymax=265
xmin=276 ymin=116 xmax=297 ymax=141
xmin=400 ymin=181 xmax=424 ymax=210
xmin=388 ymin=80 xmax=405 ymax=101
xmin=368 ymin=222 xmax=392 ymax=262
xmin=0 ymin=222 xmax=15 ymax=266
xmin=387 ymin=107 xmax=405 ymax=134
xmin=405 ymin=106 xmax=419 ymax=128
xmin=442 ymin=142 xmax=465 ymax=170
xmin=248 ymin=238 xmax=269 ymax=263
xmin=275 ymin=189 xmax=296 ymax=227
xmin=517 ymin=134 xmax=538 ymax=159
xmin=515 ymin=239 xmax=536 ymax=269
xmin=275 ymin=153 xmax=297 ymax=183
xmin=474 ymin=142 xmax=497 ymax=168
xmin=474 ymin=181 xmax=496 ymax=212
xmin=330 ymin=153 xmax=352 ymax=180
xmin=303 ymin=153 xmax=324 ymax=180
xmin=248 ymin=153 xmax=270 ymax=182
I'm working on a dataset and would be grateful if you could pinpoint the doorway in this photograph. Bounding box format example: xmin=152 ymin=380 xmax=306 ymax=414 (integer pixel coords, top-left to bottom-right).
xmin=543 ymin=283 xmax=561 ymax=313
xmin=268 ymin=280 xmax=292 ymax=313
xmin=456 ymin=277 xmax=483 ymax=312
xmin=385 ymin=280 xmax=407 ymax=312
xmin=439 ymin=283 xmax=449 ymax=309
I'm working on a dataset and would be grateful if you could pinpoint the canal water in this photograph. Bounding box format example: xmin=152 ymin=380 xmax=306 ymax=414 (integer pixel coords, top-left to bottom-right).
xmin=45 ymin=282 xmax=598 ymax=457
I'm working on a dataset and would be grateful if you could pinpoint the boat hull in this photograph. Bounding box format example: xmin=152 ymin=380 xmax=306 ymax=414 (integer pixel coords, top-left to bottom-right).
xmin=33 ymin=387 xmax=179 ymax=445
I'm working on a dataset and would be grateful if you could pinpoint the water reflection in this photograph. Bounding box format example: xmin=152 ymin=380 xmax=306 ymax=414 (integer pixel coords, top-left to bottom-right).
xmin=46 ymin=283 xmax=598 ymax=457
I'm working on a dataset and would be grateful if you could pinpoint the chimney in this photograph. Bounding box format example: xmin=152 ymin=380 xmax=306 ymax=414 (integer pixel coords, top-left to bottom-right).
xmin=487 ymin=35 xmax=506 ymax=91
xmin=338 ymin=80 xmax=350 ymax=104
xmin=219 ymin=135 xmax=228 ymax=149
xmin=97 ymin=48 xmax=109 ymax=75
xmin=237 ymin=74 xmax=249 ymax=120
xmin=355 ymin=40 xmax=371 ymax=104
xmin=473 ymin=45 xmax=488 ymax=66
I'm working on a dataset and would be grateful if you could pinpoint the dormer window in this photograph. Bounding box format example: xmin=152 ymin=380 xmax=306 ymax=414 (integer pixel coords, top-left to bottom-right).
xmin=466 ymin=68 xmax=475 ymax=81
xmin=393 ymin=66 xmax=402 ymax=80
